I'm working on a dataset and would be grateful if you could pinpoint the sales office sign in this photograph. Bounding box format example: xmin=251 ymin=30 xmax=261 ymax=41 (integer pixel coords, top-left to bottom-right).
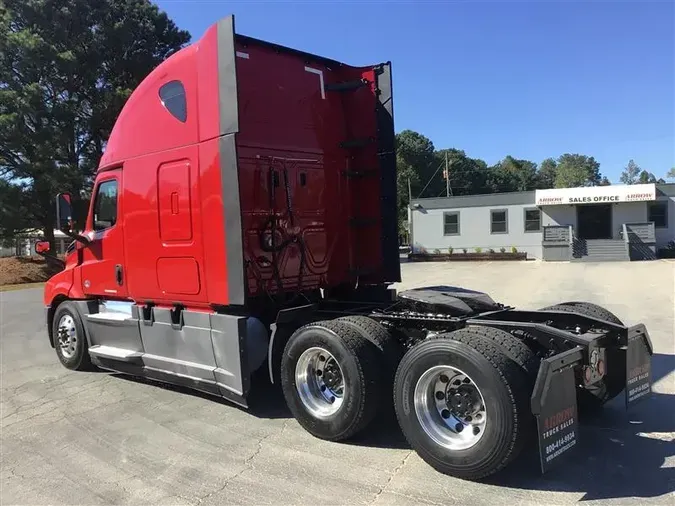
xmin=535 ymin=183 xmax=656 ymax=206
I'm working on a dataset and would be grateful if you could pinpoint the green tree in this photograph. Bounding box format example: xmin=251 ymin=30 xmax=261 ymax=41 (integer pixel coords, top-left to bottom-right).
xmin=487 ymin=155 xmax=537 ymax=193
xmin=396 ymin=130 xmax=436 ymax=198
xmin=554 ymin=154 xmax=602 ymax=188
xmin=599 ymin=176 xmax=611 ymax=186
xmin=620 ymin=159 xmax=641 ymax=184
xmin=667 ymin=167 xmax=675 ymax=180
xmin=638 ymin=170 xmax=664 ymax=184
xmin=435 ymin=148 xmax=489 ymax=197
xmin=0 ymin=0 xmax=190 ymax=247
xmin=0 ymin=179 xmax=33 ymax=238
xmin=536 ymin=158 xmax=557 ymax=189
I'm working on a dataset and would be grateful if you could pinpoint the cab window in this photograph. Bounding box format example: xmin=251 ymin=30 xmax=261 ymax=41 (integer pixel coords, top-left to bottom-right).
xmin=93 ymin=180 xmax=118 ymax=231
xmin=159 ymin=80 xmax=187 ymax=123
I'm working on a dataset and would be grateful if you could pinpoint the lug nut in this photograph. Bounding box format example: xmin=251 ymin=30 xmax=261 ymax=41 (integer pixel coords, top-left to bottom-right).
xmin=319 ymin=355 xmax=326 ymax=362
xmin=320 ymin=385 xmax=326 ymax=392
xmin=455 ymin=423 xmax=464 ymax=433
xmin=465 ymin=415 xmax=472 ymax=422
xmin=316 ymin=370 xmax=322 ymax=376
xmin=439 ymin=374 xmax=449 ymax=383
xmin=473 ymin=426 xmax=480 ymax=435
xmin=441 ymin=409 xmax=450 ymax=419
xmin=453 ymin=379 xmax=461 ymax=386
xmin=329 ymin=396 xmax=335 ymax=404
xmin=463 ymin=377 xmax=471 ymax=384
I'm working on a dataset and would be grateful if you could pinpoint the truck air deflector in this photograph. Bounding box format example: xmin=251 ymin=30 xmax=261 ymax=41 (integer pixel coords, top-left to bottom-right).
xmin=216 ymin=15 xmax=246 ymax=305
xmin=374 ymin=62 xmax=401 ymax=284
xmin=216 ymin=15 xmax=239 ymax=136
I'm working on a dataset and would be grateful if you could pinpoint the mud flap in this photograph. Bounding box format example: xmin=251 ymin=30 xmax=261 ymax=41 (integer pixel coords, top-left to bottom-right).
xmin=625 ymin=324 xmax=653 ymax=408
xmin=531 ymin=347 xmax=582 ymax=473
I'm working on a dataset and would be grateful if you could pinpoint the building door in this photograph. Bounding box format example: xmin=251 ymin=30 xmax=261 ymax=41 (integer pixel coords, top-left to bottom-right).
xmin=576 ymin=204 xmax=612 ymax=240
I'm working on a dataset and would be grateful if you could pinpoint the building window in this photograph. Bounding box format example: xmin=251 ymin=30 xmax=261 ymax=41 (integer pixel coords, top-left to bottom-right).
xmin=524 ymin=208 xmax=541 ymax=232
xmin=93 ymin=180 xmax=118 ymax=231
xmin=491 ymin=209 xmax=508 ymax=234
xmin=648 ymin=202 xmax=668 ymax=228
xmin=443 ymin=212 xmax=460 ymax=235
xmin=159 ymin=80 xmax=187 ymax=122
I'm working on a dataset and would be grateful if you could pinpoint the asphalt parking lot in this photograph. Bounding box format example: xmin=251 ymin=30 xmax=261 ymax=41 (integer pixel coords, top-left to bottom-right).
xmin=1 ymin=260 xmax=674 ymax=505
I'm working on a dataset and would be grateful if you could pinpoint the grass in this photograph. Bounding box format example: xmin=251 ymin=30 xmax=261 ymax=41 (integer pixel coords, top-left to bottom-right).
xmin=0 ymin=282 xmax=46 ymax=292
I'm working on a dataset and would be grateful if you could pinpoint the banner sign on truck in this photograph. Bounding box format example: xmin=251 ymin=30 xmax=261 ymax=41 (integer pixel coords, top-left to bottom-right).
xmin=535 ymin=183 xmax=656 ymax=206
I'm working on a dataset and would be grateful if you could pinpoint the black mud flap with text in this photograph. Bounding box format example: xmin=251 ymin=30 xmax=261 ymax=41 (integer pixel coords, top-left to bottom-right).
xmin=531 ymin=347 xmax=581 ymax=474
xmin=625 ymin=324 xmax=653 ymax=408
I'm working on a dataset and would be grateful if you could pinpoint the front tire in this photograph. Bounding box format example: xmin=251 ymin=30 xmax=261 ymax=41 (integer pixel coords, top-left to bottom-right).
xmin=52 ymin=301 xmax=94 ymax=371
xmin=280 ymin=320 xmax=383 ymax=441
xmin=394 ymin=330 xmax=532 ymax=480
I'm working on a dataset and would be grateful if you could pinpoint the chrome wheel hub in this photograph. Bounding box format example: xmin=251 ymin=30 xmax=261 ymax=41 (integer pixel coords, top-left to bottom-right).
xmin=295 ymin=347 xmax=345 ymax=418
xmin=57 ymin=315 xmax=77 ymax=359
xmin=414 ymin=365 xmax=487 ymax=450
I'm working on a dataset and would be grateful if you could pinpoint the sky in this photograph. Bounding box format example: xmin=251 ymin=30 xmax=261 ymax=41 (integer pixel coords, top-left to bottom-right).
xmin=155 ymin=0 xmax=675 ymax=183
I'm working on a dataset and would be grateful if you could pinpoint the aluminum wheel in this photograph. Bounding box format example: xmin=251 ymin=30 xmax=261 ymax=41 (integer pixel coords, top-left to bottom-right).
xmin=414 ymin=365 xmax=487 ymax=451
xmin=57 ymin=314 xmax=78 ymax=359
xmin=295 ymin=347 xmax=345 ymax=418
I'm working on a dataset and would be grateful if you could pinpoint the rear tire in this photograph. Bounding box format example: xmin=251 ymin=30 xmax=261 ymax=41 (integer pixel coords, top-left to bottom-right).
xmin=462 ymin=325 xmax=540 ymax=383
xmin=280 ymin=320 xmax=383 ymax=441
xmin=335 ymin=316 xmax=403 ymax=414
xmin=542 ymin=301 xmax=625 ymax=408
xmin=52 ymin=301 xmax=95 ymax=371
xmin=394 ymin=330 xmax=532 ymax=480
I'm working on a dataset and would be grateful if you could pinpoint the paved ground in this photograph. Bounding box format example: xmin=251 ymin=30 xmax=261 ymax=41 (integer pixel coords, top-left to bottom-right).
xmin=1 ymin=260 xmax=674 ymax=505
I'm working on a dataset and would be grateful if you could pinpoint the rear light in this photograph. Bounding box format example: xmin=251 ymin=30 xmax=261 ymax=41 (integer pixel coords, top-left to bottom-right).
xmin=597 ymin=359 xmax=605 ymax=377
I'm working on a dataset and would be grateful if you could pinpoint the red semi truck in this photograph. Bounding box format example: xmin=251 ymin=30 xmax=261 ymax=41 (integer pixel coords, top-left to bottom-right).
xmin=38 ymin=16 xmax=653 ymax=480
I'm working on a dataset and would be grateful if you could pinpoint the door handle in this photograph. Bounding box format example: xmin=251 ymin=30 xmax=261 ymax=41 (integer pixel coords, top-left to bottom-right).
xmin=115 ymin=264 xmax=123 ymax=286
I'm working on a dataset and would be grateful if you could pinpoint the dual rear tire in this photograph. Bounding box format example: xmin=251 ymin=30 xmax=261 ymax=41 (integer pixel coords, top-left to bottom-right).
xmin=280 ymin=318 xmax=534 ymax=480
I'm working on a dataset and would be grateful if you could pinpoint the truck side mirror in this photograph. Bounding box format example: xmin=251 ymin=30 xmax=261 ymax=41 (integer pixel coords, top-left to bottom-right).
xmin=56 ymin=193 xmax=73 ymax=233
xmin=35 ymin=241 xmax=50 ymax=254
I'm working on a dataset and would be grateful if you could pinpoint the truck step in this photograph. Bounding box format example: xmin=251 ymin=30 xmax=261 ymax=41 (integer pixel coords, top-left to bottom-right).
xmin=340 ymin=137 xmax=375 ymax=149
xmin=88 ymin=345 xmax=143 ymax=363
xmin=325 ymin=79 xmax=370 ymax=92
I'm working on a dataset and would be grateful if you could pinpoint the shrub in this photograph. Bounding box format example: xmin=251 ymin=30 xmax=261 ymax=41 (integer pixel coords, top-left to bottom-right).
xmin=488 ymin=248 xmax=495 ymax=254
xmin=433 ymin=248 xmax=441 ymax=255
xmin=475 ymin=247 xmax=482 ymax=253
xmin=500 ymin=247 xmax=506 ymax=253
xmin=511 ymin=246 xmax=518 ymax=254
xmin=448 ymin=247 xmax=453 ymax=254
xmin=462 ymin=248 xmax=468 ymax=254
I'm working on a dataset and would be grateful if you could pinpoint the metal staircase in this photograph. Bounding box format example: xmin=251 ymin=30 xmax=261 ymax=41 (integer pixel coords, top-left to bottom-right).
xmin=572 ymin=239 xmax=629 ymax=262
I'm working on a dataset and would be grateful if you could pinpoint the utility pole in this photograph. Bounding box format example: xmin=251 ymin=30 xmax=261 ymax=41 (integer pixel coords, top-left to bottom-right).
xmin=445 ymin=152 xmax=449 ymax=197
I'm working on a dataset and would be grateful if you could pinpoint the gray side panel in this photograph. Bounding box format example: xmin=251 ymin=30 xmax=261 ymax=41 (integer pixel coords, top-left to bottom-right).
xmin=219 ymin=135 xmax=246 ymax=305
xmin=217 ymin=15 xmax=239 ymax=135
xmin=72 ymin=300 xmax=102 ymax=347
xmin=85 ymin=317 xmax=144 ymax=353
xmin=210 ymin=313 xmax=248 ymax=397
xmin=139 ymin=308 xmax=217 ymax=382
xmin=84 ymin=302 xmax=144 ymax=353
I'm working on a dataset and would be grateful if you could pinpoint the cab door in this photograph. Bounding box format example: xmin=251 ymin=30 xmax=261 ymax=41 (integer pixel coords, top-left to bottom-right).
xmin=80 ymin=169 xmax=128 ymax=298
